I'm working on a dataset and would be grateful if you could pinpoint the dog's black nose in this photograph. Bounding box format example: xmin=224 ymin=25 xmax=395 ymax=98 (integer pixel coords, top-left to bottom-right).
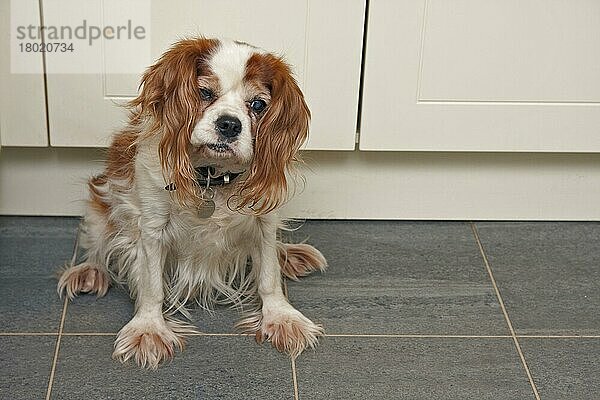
xmin=215 ymin=115 xmax=242 ymax=139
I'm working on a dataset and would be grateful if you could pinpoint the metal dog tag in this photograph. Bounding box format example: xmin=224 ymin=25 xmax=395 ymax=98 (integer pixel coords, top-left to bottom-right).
xmin=198 ymin=187 xmax=216 ymax=218
xmin=197 ymin=199 xmax=215 ymax=218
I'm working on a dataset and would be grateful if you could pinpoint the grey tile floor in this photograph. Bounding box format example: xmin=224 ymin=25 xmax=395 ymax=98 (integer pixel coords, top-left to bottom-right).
xmin=0 ymin=217 xmax=598 ymax=399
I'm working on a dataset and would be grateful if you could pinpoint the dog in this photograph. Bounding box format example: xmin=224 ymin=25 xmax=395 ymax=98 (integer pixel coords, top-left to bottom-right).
xmin=57 ymin=37 xmax=326 ymax=369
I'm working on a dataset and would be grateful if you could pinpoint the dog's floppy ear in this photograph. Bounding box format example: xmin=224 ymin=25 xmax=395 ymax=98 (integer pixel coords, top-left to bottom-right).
xmin=238 ymin=55 xmax=310 ymax=215
xmin=130 ymin=38 xmax=219 ymax=206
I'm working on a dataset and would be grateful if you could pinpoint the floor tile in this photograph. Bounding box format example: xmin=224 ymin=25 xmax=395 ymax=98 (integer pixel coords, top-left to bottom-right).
xmin=63 ymin=284 xmax=245 ymax=334
xmin=0 ymin=217 xmax=77 ymax=332
xmin=0 ymin=216 xmax=79 ymax=237
xmin=286 ymin=221 xmax=507 ymax=335
xmin=0 ymin=336 xmax=56 ymax=400
xmin=520 ymin=338 xmax=600 ymax=400
xmin=475 ymin=222 xmax=600 ymax=335
xmin=1 ymin=278 xmax=65 ymax=332
xmin=51 ymin=335 xmax=294 ymax=400
xmin=4 ymin=216 xmax=597 ymax=400
xmin=62 ymin=285 xmax=134 ymax=333
xmin=295 ymin=336 xmax=534 ymax=400
xmin=0 ymin=216 xmax=79 ymax=276
xmin=187 ymin=304 xmax=254 ymax=334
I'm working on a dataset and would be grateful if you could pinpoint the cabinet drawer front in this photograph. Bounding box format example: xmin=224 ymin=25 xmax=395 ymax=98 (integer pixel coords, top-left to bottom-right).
xmin=360 ymin=0 xmax=600 ymax=152
xmin=45 ymin=0 xmax=365 ymax=150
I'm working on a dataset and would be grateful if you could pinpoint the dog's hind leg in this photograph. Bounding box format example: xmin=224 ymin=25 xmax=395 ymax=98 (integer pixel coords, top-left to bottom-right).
xmin=277 ymin=242 xmax=327 ymax=281
xmin=58 ymin=201 xmax=112 ymax=300
xmin=58 ymin=262 xmax=110 ymax=299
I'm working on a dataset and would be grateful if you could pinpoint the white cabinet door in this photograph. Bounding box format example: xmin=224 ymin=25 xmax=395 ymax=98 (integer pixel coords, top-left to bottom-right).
xmin=45 ymin=0 xmax=365 ymax=150
xmin=360 ymin=0 xmax=600 ymax=151
xmin=0 ymin=0 xmax=47 ymax=146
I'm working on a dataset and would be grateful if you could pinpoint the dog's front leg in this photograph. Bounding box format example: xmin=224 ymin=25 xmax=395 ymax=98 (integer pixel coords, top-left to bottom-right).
xmin=111 ymin=232 xmax=183 ymax=369
xmin=252 ymin=223 xmax=323 ymax=358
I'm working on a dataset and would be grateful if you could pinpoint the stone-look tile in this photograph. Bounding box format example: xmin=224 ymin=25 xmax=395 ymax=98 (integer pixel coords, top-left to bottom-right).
xmin=0 ymin=217 xmax=78 ymax=332
xmin=187 ymin=304 xmax=253 ymax=334
xmin=1 ymin=278 xmax=65 ymax=332
xmin=520 ymin=338 xmax=600 ymax=400
xmin=64 ymin=284 xmax=245 ymax=334
xmin=0 ymin=216 xmax=79 ymax=238
xmin=63 ymin=285 xmax=134 ymax=333
xmin=286 ymin=221 xmax=507 ymax=335
xmin=0 ymin=336 xmax=56 ymax=399
xmin=51 ymin=335 xmax=294 ymax=400
xmin=475 ymin=222 xmax=600 ymax=335
xmin=0 ymin=216 xmax=79 ymax=276
xmin=295 ymin=337 xmax=534 ymax=400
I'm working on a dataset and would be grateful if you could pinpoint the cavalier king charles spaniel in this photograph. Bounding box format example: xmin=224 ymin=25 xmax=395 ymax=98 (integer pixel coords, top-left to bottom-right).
xmin=57 ymin=37 xmax=326 ymax=369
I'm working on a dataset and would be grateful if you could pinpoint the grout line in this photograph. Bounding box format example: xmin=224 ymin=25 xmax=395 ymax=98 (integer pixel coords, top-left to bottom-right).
xmin=517 ymin=335 xmax=600 ymax=339
xmin=45 ymin=296 xmax=68 ymax=400
xmin=0 ymin=333 xmax=58 ymax=336
xmin=60 ymin=332 xmax=116 ymax=337
xmin=184 ymin=333 xmax=252 ymax=337
xmin=0 ymin=333 xmax=514 ymax=338
xmin=3 ymin=332 xmax=598 ymax=338
xmin=324 ymin=334 xmax=511 ymax=338
xmin=470 ymin=222 xmax=541 ymax=400
xmin=291 ymin=358 xmax=300 ymax=400
xmin=45 ymin=222 xmax=80 ymax=400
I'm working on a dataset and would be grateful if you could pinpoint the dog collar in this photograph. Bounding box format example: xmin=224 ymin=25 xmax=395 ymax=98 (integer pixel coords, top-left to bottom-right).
xmin=164 ymin=167 xmax=245 ymax=192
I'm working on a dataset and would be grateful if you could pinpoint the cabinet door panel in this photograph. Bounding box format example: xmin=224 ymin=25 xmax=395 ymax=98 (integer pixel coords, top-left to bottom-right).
xmin=45 ymin=0 xmax=364 ymax=149
xmin=0 ymin=0 xmax=47 ymax=146
xmin=360 ymin=0 xmax=600 ymax=151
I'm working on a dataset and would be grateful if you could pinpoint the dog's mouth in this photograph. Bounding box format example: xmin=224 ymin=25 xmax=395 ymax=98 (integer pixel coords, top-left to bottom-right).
xmin=190 ymin=141 xmax=250 ymax=171
xmin=206 ymin=142 xmax=233 ymax=155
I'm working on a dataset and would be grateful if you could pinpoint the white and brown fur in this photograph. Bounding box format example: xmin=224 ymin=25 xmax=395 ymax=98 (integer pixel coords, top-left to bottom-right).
xmin=57 ymin=38 xmax=326 ymax=369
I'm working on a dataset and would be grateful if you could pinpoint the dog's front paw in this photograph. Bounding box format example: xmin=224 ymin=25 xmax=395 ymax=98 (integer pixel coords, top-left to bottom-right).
xmin=112 ymin=317 xmax=185 ymax=369
xmin=256 ymin=304 xmax=323 ymax=358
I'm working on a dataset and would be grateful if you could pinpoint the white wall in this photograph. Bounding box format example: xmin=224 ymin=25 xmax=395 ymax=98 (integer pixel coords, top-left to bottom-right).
xmin=2 ymin=148 xmax=599 ymax=220
xmin=3 ymin=1 xmax=599 ymax=220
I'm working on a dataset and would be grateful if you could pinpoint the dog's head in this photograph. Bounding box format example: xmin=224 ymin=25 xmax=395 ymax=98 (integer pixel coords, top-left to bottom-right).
xmin=131 ymin=37 xmax=310 ymax=214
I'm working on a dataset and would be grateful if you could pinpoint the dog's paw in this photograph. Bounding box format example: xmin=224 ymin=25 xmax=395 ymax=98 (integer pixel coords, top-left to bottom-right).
xmin=57 ymin=263 xmax=110 ymax=300
xmin=278 ymin=243 xmax=327 ymax=281
xmin=256 ymin=305 xmax=323 ymax=358
xmin=112 ymin=317 xmax=187 ymax=370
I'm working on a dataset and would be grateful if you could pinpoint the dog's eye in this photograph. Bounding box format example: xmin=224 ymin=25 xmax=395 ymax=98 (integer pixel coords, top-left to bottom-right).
xmin=250 ymin=99 xmax=267 ymax=114
xmin=200 ymin=88 xmax=214 ymax=101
